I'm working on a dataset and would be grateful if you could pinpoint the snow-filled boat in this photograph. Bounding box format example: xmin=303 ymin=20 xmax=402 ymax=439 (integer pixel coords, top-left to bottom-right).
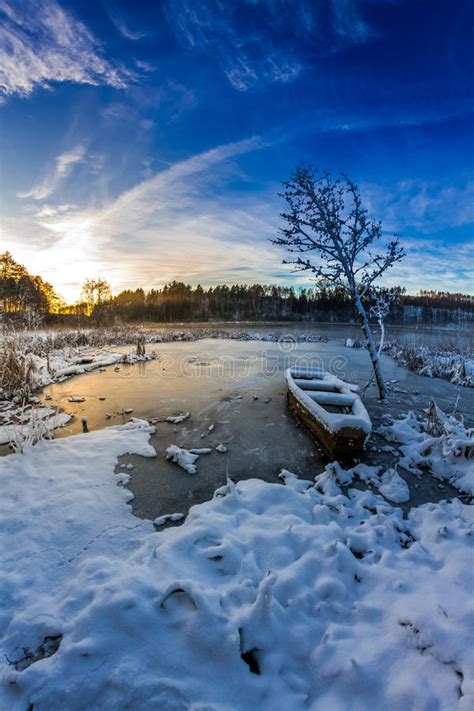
xmin=286 ymin=366 xmax=371 ymax=461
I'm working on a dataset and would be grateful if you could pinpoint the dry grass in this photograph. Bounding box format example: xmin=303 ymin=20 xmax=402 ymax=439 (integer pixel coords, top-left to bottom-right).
xmin=0 ymin=339 xmax=37 ymax=402
xmin=383 ymin=340 xmax=473 ymax=387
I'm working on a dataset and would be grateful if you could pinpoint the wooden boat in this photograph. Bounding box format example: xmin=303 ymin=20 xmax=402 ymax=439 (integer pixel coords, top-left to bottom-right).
xmin=286 ymin=366 xmax=371 ymax=461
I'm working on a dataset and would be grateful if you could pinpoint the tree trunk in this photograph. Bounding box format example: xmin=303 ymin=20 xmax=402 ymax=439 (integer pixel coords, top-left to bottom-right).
xmin=377 ymin=319 xmax=385 ymax=356
xmin=353 ymin=291 xmax=386 ymax=399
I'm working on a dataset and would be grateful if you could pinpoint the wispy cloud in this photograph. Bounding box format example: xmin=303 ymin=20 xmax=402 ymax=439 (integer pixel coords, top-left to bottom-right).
xmin=134 ymin=59 xmax=156 ymax=73
xmin=225 ymin=55 xmax=302 ymax=93
xmin=0 ymin=0 xmax=132 ymax=103
xmin=7 ymin=136 xmax=473 ymax=300
xmin=331 ymin=0 xmax=373 ymax=44
xmin=100 ymin=80 xmax=196 ymax=131
xmin=164 ymin=0 xmax=374 ymax=91
xmin=18 ymin=144 xmax=86 ymax=200
xmin=105 ymin=3 xmax=147 ymax=41
xmin=361 ymin=180 xmax=474 ymax=233
xmin=95 ymin=135 xmax=267 ymax=228
xmin=381 ymin=240 xmax=473 ymax=294
xmin=34 ymin=203 xmax=76 ymax=218
xmin=7 ymin=136 xmax=279 ymax=299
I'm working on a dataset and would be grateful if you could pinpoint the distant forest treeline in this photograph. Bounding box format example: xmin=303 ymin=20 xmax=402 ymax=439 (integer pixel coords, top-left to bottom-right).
xmin=1 ymin=252 xmax=473 ymax=326
xmin=99 ymin=282 xmax=474 ymax=325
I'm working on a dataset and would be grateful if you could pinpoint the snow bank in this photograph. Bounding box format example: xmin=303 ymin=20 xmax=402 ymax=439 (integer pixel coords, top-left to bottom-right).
xmin=51 ymin=352 xmax=125 ymax=380
xmin=154 ymin=512 xmax=184 ymax=526
xmin=39 ymin=350 xmax=158 ymax=390
xmin=0 ymin=337 xmax=160 ymax=402
xmin=314 ymin=461 xmax=410 ymax=503
xmin=1 ymin=424 xmax=472 ymax=709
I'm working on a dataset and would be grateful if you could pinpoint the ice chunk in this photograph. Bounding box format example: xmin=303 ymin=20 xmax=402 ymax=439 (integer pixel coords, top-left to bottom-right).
xmin=166 ymin=445 xmax=199 ymax=474
xmin=165 ymin=413 xmax=190 ymax=424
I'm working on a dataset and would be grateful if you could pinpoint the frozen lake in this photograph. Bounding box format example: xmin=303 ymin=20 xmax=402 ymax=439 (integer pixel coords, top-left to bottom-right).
xmin=139 ymin=320 xmax=474 ymax=349
xmin=39 ymin=335 xmax=473 ymax=520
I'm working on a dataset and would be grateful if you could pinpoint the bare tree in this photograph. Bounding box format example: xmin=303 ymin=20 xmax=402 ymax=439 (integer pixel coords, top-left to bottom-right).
xmin=273 ymin=164 xmax=405 ymax=399
xmin=81 ymin=278 xmax=112 ymax=317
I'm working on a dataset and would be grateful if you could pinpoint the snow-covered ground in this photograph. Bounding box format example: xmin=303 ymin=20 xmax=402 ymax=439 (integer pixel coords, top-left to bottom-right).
xmin=1 ymin=418 xmax=473 ymax=709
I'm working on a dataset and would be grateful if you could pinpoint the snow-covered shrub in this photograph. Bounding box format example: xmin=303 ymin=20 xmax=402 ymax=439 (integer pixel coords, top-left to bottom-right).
xmin=9 ymin=408 xmax=56 ymax=453
xmin=377 ymin=401 xmax=474 ymax=496
xmin=383 ymin=341 xmax=473 ymax=387
xmin=0 ymin=339 xmax=37 ymax=402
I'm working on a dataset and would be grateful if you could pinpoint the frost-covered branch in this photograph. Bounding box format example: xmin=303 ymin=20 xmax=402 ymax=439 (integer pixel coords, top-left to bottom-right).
xmin=363 ymin=288 xmax=402 ymax=392
xmin=369 ymin=288 xmax=402 ymax=356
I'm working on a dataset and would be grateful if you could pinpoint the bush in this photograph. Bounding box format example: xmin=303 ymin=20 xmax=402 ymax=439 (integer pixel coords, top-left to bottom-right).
xmin=0 ymin=339 xmax=37 ymax=402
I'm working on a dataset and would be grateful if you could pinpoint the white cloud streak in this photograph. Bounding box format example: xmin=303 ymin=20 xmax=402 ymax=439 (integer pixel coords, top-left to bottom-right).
xmin=5 ymin=137 xmax=473 ymax=301
xmin=0 ymin=0 xmax=132 ymax=103
xmin=105 ymin=4 xmax=147 ymax=41
xmin=17 ymin=144 xmax=86 ymax=200
xmin=5 ymin=136 xmax=279 ymax=300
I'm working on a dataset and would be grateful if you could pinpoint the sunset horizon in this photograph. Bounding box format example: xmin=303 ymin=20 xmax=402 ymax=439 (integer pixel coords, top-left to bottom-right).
xmin=1 ymin=1 xmax=473 ymax=301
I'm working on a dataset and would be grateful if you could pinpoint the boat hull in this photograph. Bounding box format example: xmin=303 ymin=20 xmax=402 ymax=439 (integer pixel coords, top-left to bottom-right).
xmin=288 ymin=388 xmax=367 ymax=462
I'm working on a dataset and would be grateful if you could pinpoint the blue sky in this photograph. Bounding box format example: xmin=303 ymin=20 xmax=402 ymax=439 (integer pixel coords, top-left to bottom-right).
xmin=0 ymin=0 xmax=473 ymax=301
